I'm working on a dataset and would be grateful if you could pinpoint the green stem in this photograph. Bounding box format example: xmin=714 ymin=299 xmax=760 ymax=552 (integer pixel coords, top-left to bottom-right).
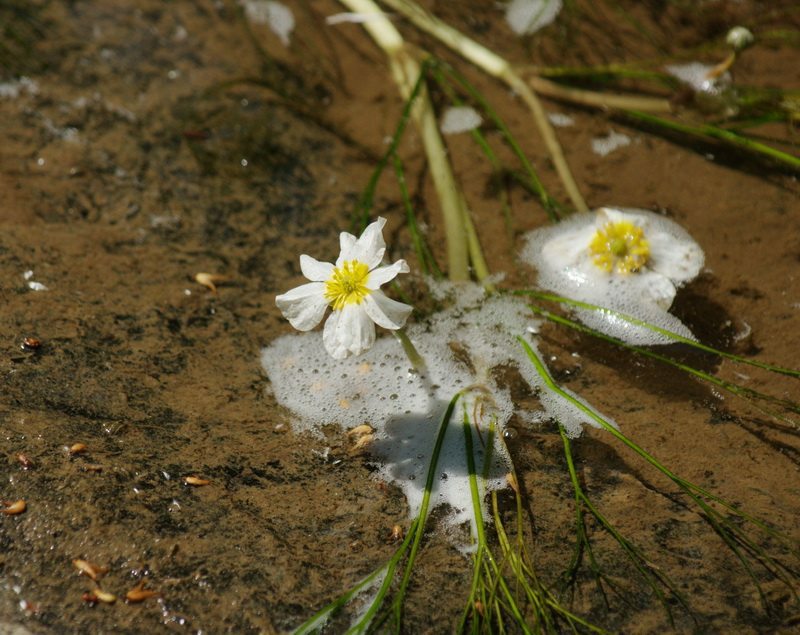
xmin=515 ymin=289 xmax=800 ymax=378
xmin=527 ymin=304 xmax=800 ymax=427
xmin=624 ymin=109 xmax=800 ymax=171
xmin=393 ymin=328 xmax=427 ymax=375
xmin=390 ymin=392 xmax=466 ymax=625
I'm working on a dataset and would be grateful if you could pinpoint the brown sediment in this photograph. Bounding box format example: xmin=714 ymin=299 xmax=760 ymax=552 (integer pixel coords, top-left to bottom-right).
xmin=0 ymin=1 xmax=798 ymax=633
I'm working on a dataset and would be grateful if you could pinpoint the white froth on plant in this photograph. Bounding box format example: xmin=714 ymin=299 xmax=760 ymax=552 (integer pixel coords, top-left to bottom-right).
xmin=505 ymin=0 xmax=563 ymax=36
xmin=262 ymin=284 xmax=609 ymax=540
xmin=242 ymin=0 xmax=295 ymax=46
xmin=547 ymin=112 xmax=574 ymax=127
xmin=665 ymin=62 xmax=731 ymax=96
xmin=440 ymin=106 xmax=483 ymax=135
xmin=520 ymin=207 xmax=704 ymax=345
xmin=0 ymin=77 xmax=38 ymax=100
xmin=591 ymin=130 xmax=631 ymax=157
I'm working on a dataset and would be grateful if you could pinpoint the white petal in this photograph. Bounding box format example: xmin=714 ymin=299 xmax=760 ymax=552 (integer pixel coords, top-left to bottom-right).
xmin=337 ymin=231 xmax=358 ymax=265
xmin=322 ymin=304 xmax=376 ymax=359
xmin=540 ymin=220 xmax=597 ymax=272
xmin=605 ymin=271 xmax=676 ymax=311
xmin=363 ymin=290 xmax=412 ymax=330
xmin=275 ymin=282 xmax=328 ymax=330
xmin=648 ymin=231 xmax=704 ymax=285
xmin=349 ymin=217 xmax=387 ymax=269
xmin=300 ymin=254 xmax=334 ymax=282
xmin=366 ymin=259 xmax=409 ymax=289
xmin=595 ymin=207 xmax=645 ymax=228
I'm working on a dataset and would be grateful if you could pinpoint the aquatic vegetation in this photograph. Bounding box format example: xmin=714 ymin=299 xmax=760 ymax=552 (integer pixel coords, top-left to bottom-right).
xmin=520 ymin=207 xmax=704 ymax=344
xmin=275 ymin=217 xmax=412 ymax=359
xmin=260 ymin=2 xmax=800 ymax=632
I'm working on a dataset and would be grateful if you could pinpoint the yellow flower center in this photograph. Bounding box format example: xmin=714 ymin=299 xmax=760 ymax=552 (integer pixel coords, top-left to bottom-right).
xmin=324 ymin=260 xmax=370 ymax=310
xmin=588 ymin=220 xmax=650 ymax=274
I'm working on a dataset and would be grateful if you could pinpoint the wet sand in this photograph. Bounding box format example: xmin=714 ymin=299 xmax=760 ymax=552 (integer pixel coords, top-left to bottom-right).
xmin=1 ymin=1 xmax=798 ymax=633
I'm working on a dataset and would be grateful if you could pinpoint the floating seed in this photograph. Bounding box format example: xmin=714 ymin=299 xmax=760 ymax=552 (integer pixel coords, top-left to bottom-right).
xmin=92 ymin=588 xmax=116 ymax=604
xmin=16 ymin=453 xmax=34 ymax=469
xmin=1 ymin=500 xmax=26 ymax=515
xmin=125 ymin=581 xmax=160 ymax=603
xmin=347 ymin=424 xmax=374 ymax=437
xmin=194 ymin=272 xmax=229 ymax=294
xmin=389 ymin=524 xmax=404 ymax=542
xmin=72 ymin=559 xmax=109 ymax=581
xmin=505 ymin=472 xmax=519 ymax=494
xmin=184 ymin=476 xmax=210 ymax=486
xmin=21 ymin=337 xmax=41 ymax=351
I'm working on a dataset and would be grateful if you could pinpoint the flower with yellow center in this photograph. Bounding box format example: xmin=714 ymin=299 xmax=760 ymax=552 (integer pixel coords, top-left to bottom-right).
xmin=520 ymin=207 xmax=705 ymax=345
xmin=588 ymin=219 xmax=650 ymax=274
xmin=324 ymin=260 xmax=370 ymax=310
xmin=276 ymin=217 xmax=412 ymax=360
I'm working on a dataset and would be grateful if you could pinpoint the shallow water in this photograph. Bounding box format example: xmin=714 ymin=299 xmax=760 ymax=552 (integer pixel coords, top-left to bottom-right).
xmin=1 ymin=1 xmax=799 ymax=633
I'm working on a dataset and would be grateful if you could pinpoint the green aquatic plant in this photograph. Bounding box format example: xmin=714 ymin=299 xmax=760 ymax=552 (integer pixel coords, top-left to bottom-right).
xmin=519 ymin=336 xmax=800 ymax=612
xmin=261 ymin=3 xmax=800 ymax=632
xmin=375 ymin=0 xmax=800 ymax=172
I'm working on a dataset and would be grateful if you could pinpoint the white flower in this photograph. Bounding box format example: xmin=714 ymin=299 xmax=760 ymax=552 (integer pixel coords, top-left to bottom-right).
xmin=275 ymin=217 xmax=413 ymax=360
xmin=521 ymin=207 xmax=704 ymax=345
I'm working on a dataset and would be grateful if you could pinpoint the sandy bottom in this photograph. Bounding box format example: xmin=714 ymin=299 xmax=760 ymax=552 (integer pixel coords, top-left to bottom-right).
xmin=1 ymin=1 xmax=798 ymax=633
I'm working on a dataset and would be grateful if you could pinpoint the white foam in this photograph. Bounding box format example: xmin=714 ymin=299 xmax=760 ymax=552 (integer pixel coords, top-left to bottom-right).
xmin=440 ymin=106 xmax=483 ymax=135
xmin=0 ymin=77 xmax=38 ymax=100
xmin=520 ymin=208 xmax=704 ymax=345
xmin=665 ymin=62 xmax=731 ymax=96
xmin=547 ymin=112 xmax=574 ymax=127
xmin=242 ymin=0 xmax=295 ymax=46
xmin=505 ymin=0 xmax=563 ymax=36
xmin=591 ymin=130 xmax=631 ymax=157
xmin=262 ymin=286 xmax=614 ymax=541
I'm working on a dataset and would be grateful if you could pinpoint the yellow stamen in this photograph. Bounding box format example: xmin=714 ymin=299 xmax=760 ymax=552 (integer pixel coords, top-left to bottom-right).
xmin=324 ymin=260 xmax=370 ymax=310
xmin=588 ymin=220 xmax=650 ymax=274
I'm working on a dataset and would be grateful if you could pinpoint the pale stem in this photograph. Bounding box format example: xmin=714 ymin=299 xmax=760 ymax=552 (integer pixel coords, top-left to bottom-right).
xmin=337 ymin=0 xmax=472 ymax=280
xmin=528 ymin=75 xmax=672 ymax=112
xmin=379 ymin=0 xmax=589 ymax=213
xmin=393 ymin=328 xmax=427 ymax=374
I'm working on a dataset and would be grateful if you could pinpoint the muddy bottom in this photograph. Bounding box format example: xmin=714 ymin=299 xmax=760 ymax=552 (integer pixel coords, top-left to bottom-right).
xmin=1 ymin=1 xmax=799 ymax=633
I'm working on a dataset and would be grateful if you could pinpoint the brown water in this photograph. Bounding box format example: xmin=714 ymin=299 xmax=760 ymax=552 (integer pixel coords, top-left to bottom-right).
xmin=1 ymin=1 xmax=798 ymax=633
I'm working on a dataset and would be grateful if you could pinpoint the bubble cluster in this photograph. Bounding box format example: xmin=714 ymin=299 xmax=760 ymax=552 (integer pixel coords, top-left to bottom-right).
xmin=262 ymin=284 xmax=611 ymax=539
xmin=505 ymin=0 xmax=563 ymax=36
xmin=520 ymin=207 xmax=705 ymax=345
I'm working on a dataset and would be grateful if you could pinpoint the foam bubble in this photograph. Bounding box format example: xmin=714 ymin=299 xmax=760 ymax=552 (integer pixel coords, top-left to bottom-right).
xmin=665 ymin=62 xmax=731 ymax=96
xmin=440 ymin=106 xmax=483 ymax=135
xmin=262 ymin=286 xmax=616 ymax=541
xmin=505 ymin=0 xmax=563 ymax=36
xmin=242 ymin=0 xmax=295 ymax=46
xmin=520 ymin=207 xmax=705 ymax=345
xmin=591 ymin=130 xmax=631 ymax=157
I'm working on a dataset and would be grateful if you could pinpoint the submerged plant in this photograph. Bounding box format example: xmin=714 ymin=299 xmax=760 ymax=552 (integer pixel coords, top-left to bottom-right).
xmin=520 ymin=207 xmax=705 ymax=344
xmin=258 ymin=3 xmax=800 ymax=632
